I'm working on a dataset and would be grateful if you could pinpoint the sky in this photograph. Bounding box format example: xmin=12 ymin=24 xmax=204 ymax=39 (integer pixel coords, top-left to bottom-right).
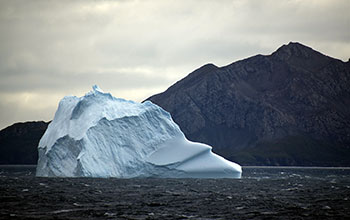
xmin=0 ymin=0 xmax=349 ymax=129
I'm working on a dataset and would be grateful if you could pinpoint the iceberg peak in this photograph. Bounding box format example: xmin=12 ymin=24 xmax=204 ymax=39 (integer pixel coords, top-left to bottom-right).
xmin=92 ymin=85 xmax=104 ymax=93
xmin=36 ymin=87 xmax=242 ymax=178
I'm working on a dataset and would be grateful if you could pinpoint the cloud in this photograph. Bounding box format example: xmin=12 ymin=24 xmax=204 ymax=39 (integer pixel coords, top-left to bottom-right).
xmin=0 ymin=0 xmax=349 ymax=129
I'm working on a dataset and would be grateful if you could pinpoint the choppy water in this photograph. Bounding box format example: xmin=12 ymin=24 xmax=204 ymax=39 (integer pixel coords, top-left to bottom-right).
xmin=1 ymin=165 xmax=350 ymax=219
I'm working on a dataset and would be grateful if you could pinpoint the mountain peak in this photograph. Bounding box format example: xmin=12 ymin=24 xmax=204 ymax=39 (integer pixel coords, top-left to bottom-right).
xmin=197 ymin=63 xmax=219 ymax=72
xmin=272 ymin=42 xmax=317 ymax=60
xmin=271 ymin=42 xmax=335 ymax=69
xmin=285 ymin=41 xmax=310 ymax=48
xmin=280 ymin=41 xmax=312 ymax=51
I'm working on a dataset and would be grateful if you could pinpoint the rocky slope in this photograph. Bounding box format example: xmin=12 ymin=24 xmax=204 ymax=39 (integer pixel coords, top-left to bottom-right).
xmin=0 ymin=121 xmax=49 ymax=164
xmin=148 ymin=42 xmax=350 ymax=166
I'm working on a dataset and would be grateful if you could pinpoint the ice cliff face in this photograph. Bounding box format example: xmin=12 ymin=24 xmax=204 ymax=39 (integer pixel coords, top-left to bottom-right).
xmin=36 ymin=86 xmax=241 ymax=178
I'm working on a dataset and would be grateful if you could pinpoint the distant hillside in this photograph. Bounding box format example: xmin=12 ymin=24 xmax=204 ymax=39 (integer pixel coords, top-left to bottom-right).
xmin=0 ymin=121 xmax=49 ymax=164
xmin=148 ymin=42 xmax=350 ymax=166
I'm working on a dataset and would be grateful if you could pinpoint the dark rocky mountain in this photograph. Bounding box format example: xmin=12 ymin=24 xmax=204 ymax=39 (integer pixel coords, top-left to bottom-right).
xmin=148 ymin=42 xmax=350 ymax=166
xmin=0 ymin=121 xmax=49 ymax=164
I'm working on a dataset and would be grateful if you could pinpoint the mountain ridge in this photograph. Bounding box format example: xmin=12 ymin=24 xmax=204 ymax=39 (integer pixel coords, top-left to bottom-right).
xmin=148 ymin=42 xmax=350 ymax=166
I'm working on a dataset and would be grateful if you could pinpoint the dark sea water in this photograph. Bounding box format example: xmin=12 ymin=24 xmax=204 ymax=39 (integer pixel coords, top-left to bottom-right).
xmin=1 ymin=165 xmax=350 ymax=219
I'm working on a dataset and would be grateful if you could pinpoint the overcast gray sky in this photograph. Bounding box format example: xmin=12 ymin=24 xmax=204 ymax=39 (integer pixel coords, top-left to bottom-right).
xmin=0 ymin=0 xmax=349 ymax=129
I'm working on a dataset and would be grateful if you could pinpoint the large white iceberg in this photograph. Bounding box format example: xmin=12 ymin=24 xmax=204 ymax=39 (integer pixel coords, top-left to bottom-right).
xmin=36 ymin=86 xmax=242 ymax=178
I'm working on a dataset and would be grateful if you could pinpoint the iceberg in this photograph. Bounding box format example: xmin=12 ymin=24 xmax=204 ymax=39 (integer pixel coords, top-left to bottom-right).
xmin=36 ymin=86 xmax=242 ymax=178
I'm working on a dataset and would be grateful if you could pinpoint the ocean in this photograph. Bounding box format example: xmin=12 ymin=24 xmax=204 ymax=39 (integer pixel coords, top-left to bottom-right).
xmin=1 ymin=165 xmax=349 ymax=219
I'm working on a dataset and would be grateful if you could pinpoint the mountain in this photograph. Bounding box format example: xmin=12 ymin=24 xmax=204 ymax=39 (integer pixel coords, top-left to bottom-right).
xmin=148 ymin=42 xmax=350 ymax=166
xmin=37 ymin=86 xmax=241 ymax=178
xmin=0 ymin=121 xmax=49 ymax=164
